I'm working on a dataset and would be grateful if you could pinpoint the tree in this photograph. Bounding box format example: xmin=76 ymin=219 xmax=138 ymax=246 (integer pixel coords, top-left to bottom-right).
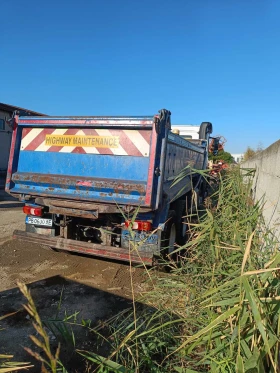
xmin=243 ymin=146 xmax=257 ymax=161
xmin=256 ymin=142 xmax=264 ymax=153
xmin=208 ymin=150 xmax=234 ymax=164
xmin=243 ymin=143 xmax=264 ymax=162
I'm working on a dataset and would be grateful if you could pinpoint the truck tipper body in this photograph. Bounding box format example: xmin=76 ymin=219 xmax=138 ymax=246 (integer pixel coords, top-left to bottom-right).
xmin=6 ymin=109 xmax=212 ymax=265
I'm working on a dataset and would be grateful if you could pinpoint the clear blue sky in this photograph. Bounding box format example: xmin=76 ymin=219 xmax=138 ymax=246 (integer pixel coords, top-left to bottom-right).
xmin=1 ymin=0 xmax=279 ymax=153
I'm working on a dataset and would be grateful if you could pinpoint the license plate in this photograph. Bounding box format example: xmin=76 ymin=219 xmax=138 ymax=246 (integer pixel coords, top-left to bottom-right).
xmin=25 ymin=216 xmax=53 ymax=227
xmin=122 ymin=230 xmax=158 ymax=244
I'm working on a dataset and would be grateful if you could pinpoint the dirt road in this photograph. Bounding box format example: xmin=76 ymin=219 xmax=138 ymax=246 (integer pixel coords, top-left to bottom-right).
xmin=0 ymin=191 xmax=147 ymax=372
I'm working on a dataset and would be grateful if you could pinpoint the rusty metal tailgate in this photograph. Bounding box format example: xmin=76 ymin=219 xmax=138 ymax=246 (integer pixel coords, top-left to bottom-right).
xmin=6 ymin=116 xmax=157 ymax=207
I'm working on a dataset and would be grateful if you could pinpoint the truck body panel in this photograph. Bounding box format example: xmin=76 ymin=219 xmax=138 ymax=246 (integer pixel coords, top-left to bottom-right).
xmin=7 ymin=117 xmax=155 ymax=206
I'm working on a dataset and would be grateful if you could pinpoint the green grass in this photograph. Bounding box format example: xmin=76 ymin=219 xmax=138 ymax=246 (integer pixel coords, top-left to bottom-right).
xmin=84 ymin=167 xmax=280 ymax=373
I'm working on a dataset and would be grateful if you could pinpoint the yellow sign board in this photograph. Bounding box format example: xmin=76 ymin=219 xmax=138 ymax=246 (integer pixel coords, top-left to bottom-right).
xmin=45 ymin=135 xmax=119 ymax=148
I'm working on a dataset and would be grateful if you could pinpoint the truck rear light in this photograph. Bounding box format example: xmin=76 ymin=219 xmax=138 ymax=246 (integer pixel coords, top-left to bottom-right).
xmin=125 ymin=220 xmax=152 ymax=231
xmin=23 ymin=206 xmax=42 ymax=216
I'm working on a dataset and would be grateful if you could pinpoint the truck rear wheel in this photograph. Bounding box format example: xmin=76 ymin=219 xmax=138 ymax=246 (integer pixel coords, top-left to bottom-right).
xmin=167 ymin=221 xmax=177 ymax=256
xmin=161 ymin=210 xmax=179 ymax=261
xmin=174 ymin=200 xmax=188 ymax=246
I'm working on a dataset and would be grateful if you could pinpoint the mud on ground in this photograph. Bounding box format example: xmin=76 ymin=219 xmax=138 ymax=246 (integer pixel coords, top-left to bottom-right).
xmin=0 ymin=191 xmax=148 ymax=372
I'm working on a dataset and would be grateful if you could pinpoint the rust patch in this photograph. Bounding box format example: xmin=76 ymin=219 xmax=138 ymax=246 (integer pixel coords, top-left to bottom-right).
xmin=35 ymin=198 xmax=151 ymax=213
xmin=13 ymin=230 xmax=153 ymax=265
xmin=49 ymin=206 xmax=98 ymax=219
xmin=12 ymin=173 xmax=146 ymax=195
xmin=77 ymin=180 xmax=92 ymax=187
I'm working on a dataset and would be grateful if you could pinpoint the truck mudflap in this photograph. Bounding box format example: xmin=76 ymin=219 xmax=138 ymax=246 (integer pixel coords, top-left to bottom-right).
xmin=13 ymin=230 xmax=154 ymax=265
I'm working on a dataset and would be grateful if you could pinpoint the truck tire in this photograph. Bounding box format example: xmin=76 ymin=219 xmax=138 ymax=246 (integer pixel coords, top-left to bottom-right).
xmin=161 ymin=210 xmax=177 ymax=260
xmin=162 ymin=207 xmax=190 ymax=261
xmin=173 ymin=200 xmax=188 ymax=246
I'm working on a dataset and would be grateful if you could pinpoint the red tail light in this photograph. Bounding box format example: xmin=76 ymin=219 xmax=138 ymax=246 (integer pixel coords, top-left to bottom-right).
xmin=125 ymin=220 xmax=152 ymax=231
xmin=23 ymin=205 xmax=42 ymax=216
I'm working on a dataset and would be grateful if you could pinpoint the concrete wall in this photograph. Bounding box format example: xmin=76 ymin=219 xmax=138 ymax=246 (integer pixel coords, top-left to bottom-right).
xmin=242 ymin=139 xmax=280 ymax=241
xmin=0 ymin=110 xmax=12 ymax=171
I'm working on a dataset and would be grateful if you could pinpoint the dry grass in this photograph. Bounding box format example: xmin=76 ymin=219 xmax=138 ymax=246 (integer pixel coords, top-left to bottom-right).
xmin=84 ymin=167 xmax=280 ymax=373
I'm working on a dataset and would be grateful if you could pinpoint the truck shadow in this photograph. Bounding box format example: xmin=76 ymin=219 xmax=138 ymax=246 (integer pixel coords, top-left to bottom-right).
xmin=0 ymin=275 xmax=156 ymax=373
xmin=0 ymin=190 xmax=23 ymax=208
xmin=0 ymin=202 xmax=23 ymax=209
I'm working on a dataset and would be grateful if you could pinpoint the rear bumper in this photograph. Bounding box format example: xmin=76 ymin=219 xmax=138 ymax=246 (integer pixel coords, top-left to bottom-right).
xmin=13 ymin=230 xmax=154 ymax=265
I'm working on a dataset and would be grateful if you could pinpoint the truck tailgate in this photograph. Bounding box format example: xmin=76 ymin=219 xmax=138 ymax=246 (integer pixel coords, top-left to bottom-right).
xmin=7 ymin=116 xmax=156 ymax=206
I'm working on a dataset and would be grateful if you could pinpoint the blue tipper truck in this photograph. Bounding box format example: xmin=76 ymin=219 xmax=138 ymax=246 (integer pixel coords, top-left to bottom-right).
xmin=6 ymin=109 xmax=212 ymax=265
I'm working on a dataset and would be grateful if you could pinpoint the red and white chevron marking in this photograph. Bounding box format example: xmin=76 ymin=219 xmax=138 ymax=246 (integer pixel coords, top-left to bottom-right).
xmin=20 ymin=128 xmax=151 ymax=157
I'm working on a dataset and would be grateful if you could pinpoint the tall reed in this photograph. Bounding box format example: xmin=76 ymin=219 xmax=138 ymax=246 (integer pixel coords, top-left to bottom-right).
xmin=84 ymin=167 xmax=280 ymax=373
